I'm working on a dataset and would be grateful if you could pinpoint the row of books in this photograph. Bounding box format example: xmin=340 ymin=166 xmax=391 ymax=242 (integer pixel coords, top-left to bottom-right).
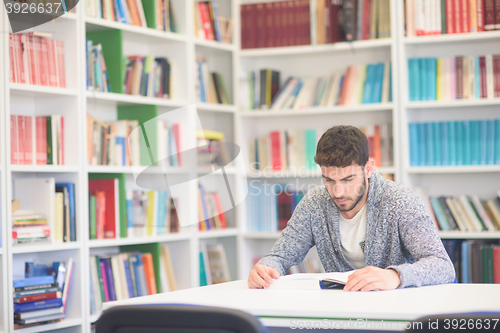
xmin=197 ymin=129 xmax=232 ymax=167
xmin=421 ymin=193 xmax=500 ymax=232
xmin=242 ymin=62 xmax=392 ymax=111
xmin=240 ymin=0 xmax=311 ymax=49
xmin=406 ymin=0 xmax=500 ymax=37
xmin=12 ymin=180 xmax=76 ymax=244
xmin=317 ymin=0 xmax=391 ymax=44
xmin=85 ymin=0 xmax=178 ymax=32
xmin=199 ymin=243 xmax=231 ymax=285
xmin=13 ymin=258 xmax=74 ymax=329
xmin=246 ymin=183 xmax=304 ymax=232
xmin=89 ymin=246 xmax=177 ymax=315
xmin=9 ymin=32 xmax=66 ymax=87
xmin=194 ymin=1 xmax=233 ymax=43
xmin=196 ymin=58 xmax=231 ymax=104
xmin=10 ymin=115 xmax=65 ymax=165
xmin=408 ymin=120 xmax=500 ymax=166
xmin=86 ymin=41 xmax=111 ymax=92
xmin=442 ymin=240 xmax=500 ymax=284
xmin=123 ymin=56 xmax=173 ymax=98
xmin=86 ymin=114 xmax=182 ymax=167
xmin=198 ymin=185 xmax=227 ymax=231
xmin=408 ymin=55 xmax=500 ymax=102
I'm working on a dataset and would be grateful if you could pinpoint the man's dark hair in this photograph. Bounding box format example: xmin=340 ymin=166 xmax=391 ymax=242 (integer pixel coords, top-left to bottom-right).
xmin=314 ymin=125 xmax=369 ymax=167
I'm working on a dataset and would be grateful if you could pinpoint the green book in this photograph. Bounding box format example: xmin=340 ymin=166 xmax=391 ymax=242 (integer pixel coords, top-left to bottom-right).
xmin=481 ymin=245 xmax=494 ymax=283
xmin=304 ymin=129 xmax=317 ymax=170
xmin=199 ymin=251 xmax=208 ymax=286
xmin=46 ymin=116 xmax=52 ymax=165
xmin=441 ymin=0 xmax=446 ymax=34
xmin=141 ymin=0 xmax=157 ymax=29
xmin=90 ymin=195 xmax=97 ymax=239
xmin=93 ymin=256 xmax=106 ymax=303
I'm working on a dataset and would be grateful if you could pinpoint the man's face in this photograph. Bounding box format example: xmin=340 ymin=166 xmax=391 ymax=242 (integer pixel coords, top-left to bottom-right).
xmin=321 ymin=164 xmax=368 ymax=212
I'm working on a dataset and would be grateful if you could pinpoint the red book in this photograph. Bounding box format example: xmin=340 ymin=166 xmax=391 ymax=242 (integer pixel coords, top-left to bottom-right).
xmin=374 ymin=125 xmax=382 ymax=168
xmin=493 ymin=54 xmax=500 ymax=98
xmin=240 ymin=4 xmax=249 ymax=49
xmin=461 ymin=0 xmax=470 ymax=32
xmin=17 ymin=115 xmax=26 ymax=165
xmin=172 ymin=123 xmax=181 ymax=166
xmin=294 ymin=0 xmax=302 ymax=45
xmin=141 ymin=253 xmax=157 ymax=295
xmin=477 ymin=0 xmax=485 ymax=31
xmin=24 ymin=116 xmax=33 ymax=165
xmin=14 ymin=292 xmax=60 ymax=304
xmin=479 ymin=56 xmax=487 ymax=98
xmin=455 ymin=56 xmax=463 ymax=99
xmin=446 ymin=0 xmax=455 ymax=34
xmin=10 ymin=115 xmax=18 ymax=165
xmin=302 ymin=0 xmax=311 ymax=45
xmin=455 ymin=0 xmax=463 ymax=33
xmin=495 ymin=0 xmax=500 ymax=29
xmin=278 ymin=192 xmax=292 ymax=230
xmin=329 ymin=0 xmax=343 ymax=43
xmin=493 ymin=247 xmax=500 ymax=284
xmin=60 ymin=116 xmax=65 ymax=165
xmin=198 ymin=3 xmax=214 ymax=40
xmin=16 ymin=34 xmax=26 ymax=84
xmin=99 ymin=260 xmax=110 ymax=302
xmin=56 ymin=40 xmax=66 ymax=87
xmin=33 ymin=36 xmax=42 ymax=85
xmin=89 ymin=179 xmax=119 ymax=239
xmin=38 ymin=37 xmax=48 ymax=86
xmin=266 ymin=2 xmax=275 ymax=47
xmin=484 ymin=0 xmax=495 ymax=30
xmin=256 ymin=3 xmax=266 ymax=48
xmin=47 ymin=39 xmax=58 ymax=87
xmin=269 ymin=131 xmax=282 ymax=171
xmin=27 ymin=35 xmax=36 ymax=85
xmin=36 ymin=116 xmax=47 ymax=165
xmin=363 ymin=0 xmax=372 ymax=38
xmin=274 ymin=2 xmax=283 ymax=47
xmin=9 ymin=34 xmax=15 ymax=82
xmin=212 ymin=193 xmax=226 ymax=229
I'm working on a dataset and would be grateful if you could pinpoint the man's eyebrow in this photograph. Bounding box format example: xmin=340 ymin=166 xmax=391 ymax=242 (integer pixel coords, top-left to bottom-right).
xmin=322 ymin=174 xmax=355 ymax=181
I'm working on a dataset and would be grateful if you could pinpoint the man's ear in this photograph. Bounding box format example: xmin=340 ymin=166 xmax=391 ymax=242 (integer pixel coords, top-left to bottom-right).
xmin=365 ymin=159 xmax=375 ymax=178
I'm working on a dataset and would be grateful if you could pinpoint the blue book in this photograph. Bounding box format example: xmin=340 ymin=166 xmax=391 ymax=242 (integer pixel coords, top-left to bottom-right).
xmin=211 ymin=1 xmax=223 ymax=42
xmin=486 ymin=120 xmax=495 ymax=165
xmin=463 ymin=121 xmax=472 ymax=165
xmin=408 ymin=59 xmax=415 ymax=101
xmin=433 ymin=122 xmax=441 ymax=166
xmin=128 ymin=253 xmax=144 ymax=297
xmin=461 ymin=241 xmax=469 ymax=283
xmin=14 ymin=298 xmax=63 ymax=313
xmin=409 ymin=123 xmax=420 ymax=166
xmin=362 ymin=64 xmax=374 ymax=103
xmin=479 ymin=120 xmax=488 ymax=165
xmin=419 ymin=123 xmax=427 ymax=165
xmin=388 ymin=63 xmax=392 ymax=102
xmin=122 ymin=255 xmax=135 ymax=298
xmin=474 ymin=56 xmax=480 ymax=99
xmin=496 ymin=119 xmax=500 ymax=164
xmin=448 ymin=121 xmax=456 ymax=165
xmin=55 ymin=182 xmax=76 ymax=242
xmin=426 ymin=122 xmax=435 ymax=165
xmin=441 ymin=122 xmax=449 ymax=165
xmin=197 ymin=61 xmax=206 ymax=103
xmin=13 ymin=276 xmax=54 ymax=288
xmin=419 ymin=58 xmax=428 ymax=101
xmin=455 ymin=121 xmax=463 ymax=165
xmin=372 ymin=63 xmax=384 ymax=103
xmin=100 ymin=257 xmax=116 ymax=302
xmin=470 ymin=120 xmax=480 ymax=165
xmin=428 ymin=58 xmax=437 ymax=101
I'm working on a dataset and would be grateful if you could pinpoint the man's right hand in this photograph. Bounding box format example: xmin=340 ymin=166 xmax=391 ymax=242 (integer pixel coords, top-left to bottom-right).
xmin=248 ymin=264 xmax=280 ymax=289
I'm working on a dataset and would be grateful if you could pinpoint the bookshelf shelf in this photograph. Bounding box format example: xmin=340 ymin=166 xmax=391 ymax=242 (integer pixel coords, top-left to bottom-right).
xmin=243 ymin=232 xmax=281 ymax=239
xmin=407 ymin=166 xmax=500 ymax=174
xmin=404 ymin=30 xmax=500 ymax=45
xmin=85 ymin=91 xmax=188 ymax=108
xmin=197 ymin=228 xmax=238 ymax=239
xmin=11 ymin=242 xmax=82 ymax=254
xmin=438 ymin=232 xmax=500 ymax=239
xmin=86 ymin=165 xmax=189 ymax=175
xmin=240 ymin=38 xmax=393 ymax=57
xmin=85 ymin=17 xmax=187 ymax=43
xmin=88 ymin=233 xmax=192 ymax=248
xmin=14 ymin=318 xmax=83 ymax=333
xmin=196 ymin=102 xmax=237 ymax=113
xmin=9 ymin=83 xmax=78 ymax=97
xmin=405 ymin=99 xmax=500 ymax=109
xmin=10 ymin=165 xmax=80 ymax=173
xmin=194 ymin=38 xmax=236 ymax=52
xmin=239 ymin=103 xmax=394 ymax=118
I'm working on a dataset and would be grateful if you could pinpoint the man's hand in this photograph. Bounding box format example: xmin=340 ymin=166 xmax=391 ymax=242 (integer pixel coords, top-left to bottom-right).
xmin=343 ymin=266 xmax=401 ymax=292
xmin=248 ymin=264 xmax=280 ymax=289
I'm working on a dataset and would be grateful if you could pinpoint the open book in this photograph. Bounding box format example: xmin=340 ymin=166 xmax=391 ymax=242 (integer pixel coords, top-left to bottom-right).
xmin=265 ymin=271 xmax=355 ymax=290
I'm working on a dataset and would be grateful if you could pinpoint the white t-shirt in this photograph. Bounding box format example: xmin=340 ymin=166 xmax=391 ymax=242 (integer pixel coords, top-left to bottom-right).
xmin=338 ymin=204 xmax=367 ymax=269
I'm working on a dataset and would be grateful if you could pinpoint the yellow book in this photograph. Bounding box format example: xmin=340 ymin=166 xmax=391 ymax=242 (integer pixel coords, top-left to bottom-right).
xmin=266 ymin=69 xmax=272 ymax=107
xmin=436 ymin=58 xmax=442 ymax=101
xmin=146 ymin=191 xmax=156 ymax=236
xmin=356 ymin=64 xmax=367 ymax=104
xmin=54 ymin=192 xmax=64 ymax=243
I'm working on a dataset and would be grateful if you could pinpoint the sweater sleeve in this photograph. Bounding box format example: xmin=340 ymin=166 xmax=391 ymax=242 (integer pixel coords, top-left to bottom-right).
xmin=257 ymin=195 xmax=315 ymax=276
xmin=387 ymin=190 xmax=456 ymax=288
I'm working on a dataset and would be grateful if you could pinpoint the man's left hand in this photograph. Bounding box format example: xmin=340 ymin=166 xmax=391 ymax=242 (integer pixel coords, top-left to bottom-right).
xmin=343 ymin=266 xmax=401 ymax=292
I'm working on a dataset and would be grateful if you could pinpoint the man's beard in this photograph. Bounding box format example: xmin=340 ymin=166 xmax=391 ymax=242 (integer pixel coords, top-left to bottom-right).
xmin=332 ymin=174 xmax=366 ymax=212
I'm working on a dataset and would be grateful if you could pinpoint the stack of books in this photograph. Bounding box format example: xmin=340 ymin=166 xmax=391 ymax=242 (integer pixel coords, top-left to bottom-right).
xmin=408 ymin=119 xmax=500 ymax=166
xmin=199 ymin=243 xmax=230 ymax=286
xmin=123 ymin=56 xmax=172 ymax=98
xmin=194 ymin=1 xmax=233 ymax=43
xmin=196 ymin=58 xmax=231 ymax=104
xmin=408 ymin=55 xmax=500 ymax=101
xmin=197 ymin=184 xmax=227 ymax=231
xmin=9 ymin=32 xmax=66 ymax=87
xmin=12 ymin=210 xmax=50 ymax=245
xmin=197 ymin=129 xmax=232 ymax=167
xmin=406 ymin=0 xmax=499 ymax=36
xmin=86 ymin=40 xmax=111 ymax=92
xmin=10 ymin=115 xmax=65 ymax=165
xmin=242 ymin=62 xmax=392 ymax=110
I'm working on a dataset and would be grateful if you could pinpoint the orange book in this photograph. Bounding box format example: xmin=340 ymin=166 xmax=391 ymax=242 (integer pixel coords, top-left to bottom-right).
xmin=141 ymin=253 xmax=157 ymax=295
xmin=373 ymin=125 xmax=382 ymax=167
xmin=125 ymin=0 xmax=141 ymax=26
xmin=338 ymin=66 xmax=353 ymax=105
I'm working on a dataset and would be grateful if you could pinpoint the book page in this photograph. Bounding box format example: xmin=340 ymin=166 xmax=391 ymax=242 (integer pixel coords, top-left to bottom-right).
xmin=265 ymin=271 xmax=355 ymax=290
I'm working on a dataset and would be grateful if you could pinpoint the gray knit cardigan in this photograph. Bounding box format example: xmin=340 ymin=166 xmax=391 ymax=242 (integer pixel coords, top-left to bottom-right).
xmin=257 ymin=171 xmax=456 ymax=288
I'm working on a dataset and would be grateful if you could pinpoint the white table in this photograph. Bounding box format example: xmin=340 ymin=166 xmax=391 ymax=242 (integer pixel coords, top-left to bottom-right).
xmin=102 ymin=281 xmax=500 ymax=332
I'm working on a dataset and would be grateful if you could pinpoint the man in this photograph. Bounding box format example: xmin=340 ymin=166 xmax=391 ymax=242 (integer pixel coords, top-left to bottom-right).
xmin=248 ymin=125 xmax=455 ymax=291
